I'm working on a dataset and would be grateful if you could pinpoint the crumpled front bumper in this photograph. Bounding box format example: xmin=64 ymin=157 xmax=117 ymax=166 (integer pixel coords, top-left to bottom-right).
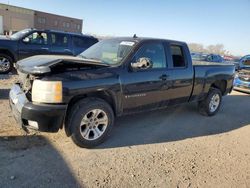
xmin=9 ymin=84 xmax=67 ymax=132
xmin=233 ymin=77 xmax=250 ymax=94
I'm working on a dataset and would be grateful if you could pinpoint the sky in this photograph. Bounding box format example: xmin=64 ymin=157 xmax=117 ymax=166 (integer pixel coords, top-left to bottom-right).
xmin=0 ymin=0 xmax=249 ymax=56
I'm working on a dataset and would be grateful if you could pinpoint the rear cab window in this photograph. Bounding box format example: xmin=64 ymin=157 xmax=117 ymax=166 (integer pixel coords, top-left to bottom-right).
xmin=170 ymin=45 xmax=186 ymax=68
xmin=51 ymin=33 xmax=70 ymax=47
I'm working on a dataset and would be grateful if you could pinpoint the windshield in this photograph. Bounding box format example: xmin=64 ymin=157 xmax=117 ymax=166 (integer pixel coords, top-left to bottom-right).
xmin=240 ymin=55 xmax=250 ymax=68
xmin=78 ymin=39 xmax=136 ymax=65
xmin=10 ymin=29 xmax=31 ymax=39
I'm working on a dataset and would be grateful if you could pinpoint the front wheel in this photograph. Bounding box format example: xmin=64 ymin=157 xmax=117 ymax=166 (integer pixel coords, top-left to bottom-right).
xmin=198 ymin=88 xmax=222 ymax=116
xmin=0 ymin=54 xmax=13 ymax=74
xmin=68 ymin=98 xmax=114 ymax=148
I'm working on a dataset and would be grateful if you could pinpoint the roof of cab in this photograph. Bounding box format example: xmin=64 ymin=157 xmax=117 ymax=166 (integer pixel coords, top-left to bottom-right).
xmin=29 ymin=28 xmax=97 ymax=38
xmin=108 ymin=36 xmax=187 ymax=45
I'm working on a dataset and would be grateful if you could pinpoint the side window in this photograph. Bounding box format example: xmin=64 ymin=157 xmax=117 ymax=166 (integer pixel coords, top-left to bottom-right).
xmin=25 ymin=32 xmax=48 ymax=45
xmin=170 ymin=45 xmax=186 ymax=68
xmin=51 ymin=33 xmax=69 ymax=47
xmin=135 ymin=43 xmax=166 ymax=68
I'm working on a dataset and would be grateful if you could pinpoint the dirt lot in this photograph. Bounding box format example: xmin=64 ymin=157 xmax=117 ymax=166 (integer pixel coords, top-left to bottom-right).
xmin=0 ymin=75 xmax=250 ymax=188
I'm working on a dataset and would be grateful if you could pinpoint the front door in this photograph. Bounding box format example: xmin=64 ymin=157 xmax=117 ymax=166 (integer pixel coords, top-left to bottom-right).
xmin=121 ymin=41 xmax=172 ymax=113
xmin=18 ymin=31 xmax=50 ymax=60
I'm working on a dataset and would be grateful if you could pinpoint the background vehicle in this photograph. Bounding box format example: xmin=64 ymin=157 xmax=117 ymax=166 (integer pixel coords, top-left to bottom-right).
xmin=0 ymin=28 xmax=98 ymax=73
xmin=239 ymin=55 xmax=250 ymax=69
xmin=192 ymin=53 xmax=239 ymax=70
xmin=191 ymin=53 xmax=225 ymax=63
xmin=9 ymin=37 xmax=235 ymax=148
xmin=191 ymin=52 xmax=207 ymax=61
xmin=234 ymin=57 xmax=250 ymax=93
xmin=205 ymin=54 xmax=225 ymax=63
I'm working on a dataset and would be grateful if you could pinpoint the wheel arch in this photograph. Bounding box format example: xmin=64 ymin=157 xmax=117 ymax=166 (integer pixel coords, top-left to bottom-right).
xmin=64 ymin=90 xmax=118 ymax=136
xmin=0 ymin=49 xmax=16 ymax=62
xmin=210 ymin=80 xmax=227 ymax=95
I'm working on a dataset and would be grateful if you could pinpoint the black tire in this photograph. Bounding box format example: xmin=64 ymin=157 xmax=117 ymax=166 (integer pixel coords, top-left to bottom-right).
xmin=198 ymin=88 xmax=222 ymax=116
xmin=67 ymin=98 xmax=114 ymax=148
xmin=0 ymin=53 xmax=13 ymax=74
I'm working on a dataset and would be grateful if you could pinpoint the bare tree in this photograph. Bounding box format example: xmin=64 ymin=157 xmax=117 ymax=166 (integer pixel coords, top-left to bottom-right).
xmin=188 ymin=43 xmax=205 ymax=53
xmin=206 ymin=44 xmax=226 ymax=55
xmin=188 ymin=43 xmax=231 ymax=56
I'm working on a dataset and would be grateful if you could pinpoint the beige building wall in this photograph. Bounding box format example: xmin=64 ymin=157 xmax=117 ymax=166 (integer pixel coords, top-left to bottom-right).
xmin=0 ymin=3 xmax=83 ymax=34
xmin=0 ymin=4 xmax=34 ymax=34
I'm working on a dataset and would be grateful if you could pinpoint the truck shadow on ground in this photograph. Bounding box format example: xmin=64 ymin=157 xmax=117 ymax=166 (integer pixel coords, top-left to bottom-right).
xmin=0 ymin=135 xmax=80 ymax=187
xmin=99 ymin=93 xmax=250 ymax=149
xmin=0 ymin=89 xmax=10 ymax=100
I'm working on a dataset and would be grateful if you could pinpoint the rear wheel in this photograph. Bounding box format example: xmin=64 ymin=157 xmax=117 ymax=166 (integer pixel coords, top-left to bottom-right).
xmin=68 ymin=98 xmax=114 ymax=148
xmin=0 ymin=54 xmax=13 ymax=74
xmin=198 ymin=88 xmax=222 ymax=116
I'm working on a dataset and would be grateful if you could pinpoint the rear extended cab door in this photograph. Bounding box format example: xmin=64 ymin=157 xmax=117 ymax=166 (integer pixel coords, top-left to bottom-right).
xmin=49 ymin=32 xmax=74 ymax=56
xmin=163 ymin=42 xmax=194 ymax=105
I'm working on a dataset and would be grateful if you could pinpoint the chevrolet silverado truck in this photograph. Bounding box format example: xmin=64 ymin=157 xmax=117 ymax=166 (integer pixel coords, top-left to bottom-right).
xmin=9 ymin=37 xmax=235 ymax=148
xmin=0 ymin=28 xmax=98 ymax=74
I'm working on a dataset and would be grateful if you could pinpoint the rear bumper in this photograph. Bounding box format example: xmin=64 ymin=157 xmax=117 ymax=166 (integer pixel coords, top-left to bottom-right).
xmin=9 ymin=84 xmax=67 ymax=132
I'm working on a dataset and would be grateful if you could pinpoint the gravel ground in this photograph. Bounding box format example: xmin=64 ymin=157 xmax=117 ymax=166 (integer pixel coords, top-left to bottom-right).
xmin=0 ymin=74 xmax=250 ymax=188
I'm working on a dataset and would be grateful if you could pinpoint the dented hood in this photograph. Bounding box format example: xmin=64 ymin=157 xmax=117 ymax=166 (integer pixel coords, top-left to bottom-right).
xmin=16 ymin=55 xmax=108 ymax=74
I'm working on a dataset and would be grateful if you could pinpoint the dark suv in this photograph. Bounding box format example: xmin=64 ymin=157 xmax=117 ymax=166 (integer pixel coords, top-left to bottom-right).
xmin=0 ymin=28 xmax=98 ymax=73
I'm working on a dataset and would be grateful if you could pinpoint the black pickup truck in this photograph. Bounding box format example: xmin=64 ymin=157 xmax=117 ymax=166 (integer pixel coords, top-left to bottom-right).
xmin=0 ymin=28 xmax=98 ymax=73
xmin=9 ymin=37 xmax=235 ymax=148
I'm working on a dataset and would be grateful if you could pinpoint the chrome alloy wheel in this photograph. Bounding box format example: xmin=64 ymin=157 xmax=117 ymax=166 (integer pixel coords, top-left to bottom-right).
xmin=79 ymin=109 xmax=108 ymax=140
xmin=209 ymin=94 xmax=220 ymax=113
xmin=0 ymin=57 xmax=11 ymax=72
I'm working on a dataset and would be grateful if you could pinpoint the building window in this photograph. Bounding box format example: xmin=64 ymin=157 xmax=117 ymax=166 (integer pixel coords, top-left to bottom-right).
xmin=37 ymin=17 xmax=46 ymax=24
xmin=63 ymin=22 xmax=70 ymax=28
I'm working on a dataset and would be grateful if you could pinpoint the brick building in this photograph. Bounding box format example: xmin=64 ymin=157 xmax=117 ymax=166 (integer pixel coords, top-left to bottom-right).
xmin=0 ymin=3 xmax=83 ymax=34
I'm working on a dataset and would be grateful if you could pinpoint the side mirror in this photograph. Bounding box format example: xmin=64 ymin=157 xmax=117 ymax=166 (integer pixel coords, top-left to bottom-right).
xmin=22 ymin=37 xmax=30 ymax=43
xmin=131 ymin=57 xmax=153 ymax=70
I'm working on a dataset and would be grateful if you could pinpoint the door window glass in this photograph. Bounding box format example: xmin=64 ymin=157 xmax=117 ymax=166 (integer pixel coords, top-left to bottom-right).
xmin=135 ymin=43 xmax=166 ymax=68
xmin=51 ymin=33 xmax=69 ymax=47
xmin=25 ymin=32 xmax=48 ymax=45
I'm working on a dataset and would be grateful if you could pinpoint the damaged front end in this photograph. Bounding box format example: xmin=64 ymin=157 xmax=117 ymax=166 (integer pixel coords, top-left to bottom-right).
xmin=10 ymin=55 xmax=109 ymax=133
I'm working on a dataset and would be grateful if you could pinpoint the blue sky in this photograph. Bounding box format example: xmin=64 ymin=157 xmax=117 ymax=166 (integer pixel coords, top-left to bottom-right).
xmin=1 ymin=0 xmax=250 ymax=55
